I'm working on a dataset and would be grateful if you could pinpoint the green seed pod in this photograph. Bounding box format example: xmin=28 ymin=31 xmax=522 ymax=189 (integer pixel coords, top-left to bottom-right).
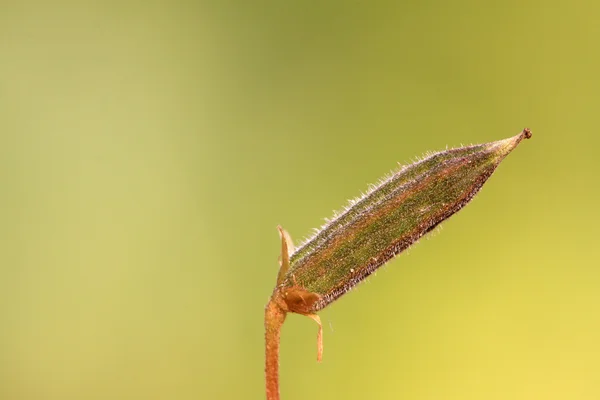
xmin=265 ymin=129 xmax=532 ymax=400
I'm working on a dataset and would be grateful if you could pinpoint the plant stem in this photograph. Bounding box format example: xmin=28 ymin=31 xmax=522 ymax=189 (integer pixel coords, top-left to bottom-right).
xmin=265 ymin=296 xmax=287 ymax=400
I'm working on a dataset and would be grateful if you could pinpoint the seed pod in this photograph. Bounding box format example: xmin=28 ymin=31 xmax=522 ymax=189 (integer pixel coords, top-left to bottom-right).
xmin=265 ymin=129 xmax=532 ymax=400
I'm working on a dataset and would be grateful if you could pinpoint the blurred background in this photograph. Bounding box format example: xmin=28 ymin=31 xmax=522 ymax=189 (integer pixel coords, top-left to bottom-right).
xmin=1 ymin=1 xmax=599 ymax=399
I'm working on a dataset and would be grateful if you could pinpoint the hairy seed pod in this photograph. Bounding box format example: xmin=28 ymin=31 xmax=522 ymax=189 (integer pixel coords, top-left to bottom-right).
xmin=265 ymin=129 xmax=532 ymax=400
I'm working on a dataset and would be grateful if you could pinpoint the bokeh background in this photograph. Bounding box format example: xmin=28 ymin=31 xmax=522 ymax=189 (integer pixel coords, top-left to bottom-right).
xmin=1 ymin=1 xmax=599 ymax=399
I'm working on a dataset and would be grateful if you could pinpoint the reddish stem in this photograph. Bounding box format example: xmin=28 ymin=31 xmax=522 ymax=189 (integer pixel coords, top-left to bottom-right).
xmin=265 ymin=297 xmax=287 ymax=400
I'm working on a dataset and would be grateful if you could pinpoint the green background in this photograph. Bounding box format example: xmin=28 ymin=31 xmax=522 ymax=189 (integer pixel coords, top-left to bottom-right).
xmin=1 ymin=1 xmax=599 ymax=399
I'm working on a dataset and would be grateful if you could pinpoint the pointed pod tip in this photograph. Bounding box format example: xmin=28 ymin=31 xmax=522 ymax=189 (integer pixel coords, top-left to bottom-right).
xmin=486 ymin=128 xmax=532 ymax=165
xmin=511 ymin=128 xmax=533 ymax=146
xmin=508 ymin=127 xmax=532 ymax=150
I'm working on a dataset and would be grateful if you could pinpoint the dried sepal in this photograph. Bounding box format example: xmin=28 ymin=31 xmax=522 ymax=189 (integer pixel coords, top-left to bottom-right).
xmin=276 ymin=226 xmax=293 ymax=285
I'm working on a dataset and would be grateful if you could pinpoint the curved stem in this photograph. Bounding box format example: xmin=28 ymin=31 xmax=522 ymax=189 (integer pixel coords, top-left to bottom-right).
xmin=265 ymin=298 xmax=287 ymax=400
